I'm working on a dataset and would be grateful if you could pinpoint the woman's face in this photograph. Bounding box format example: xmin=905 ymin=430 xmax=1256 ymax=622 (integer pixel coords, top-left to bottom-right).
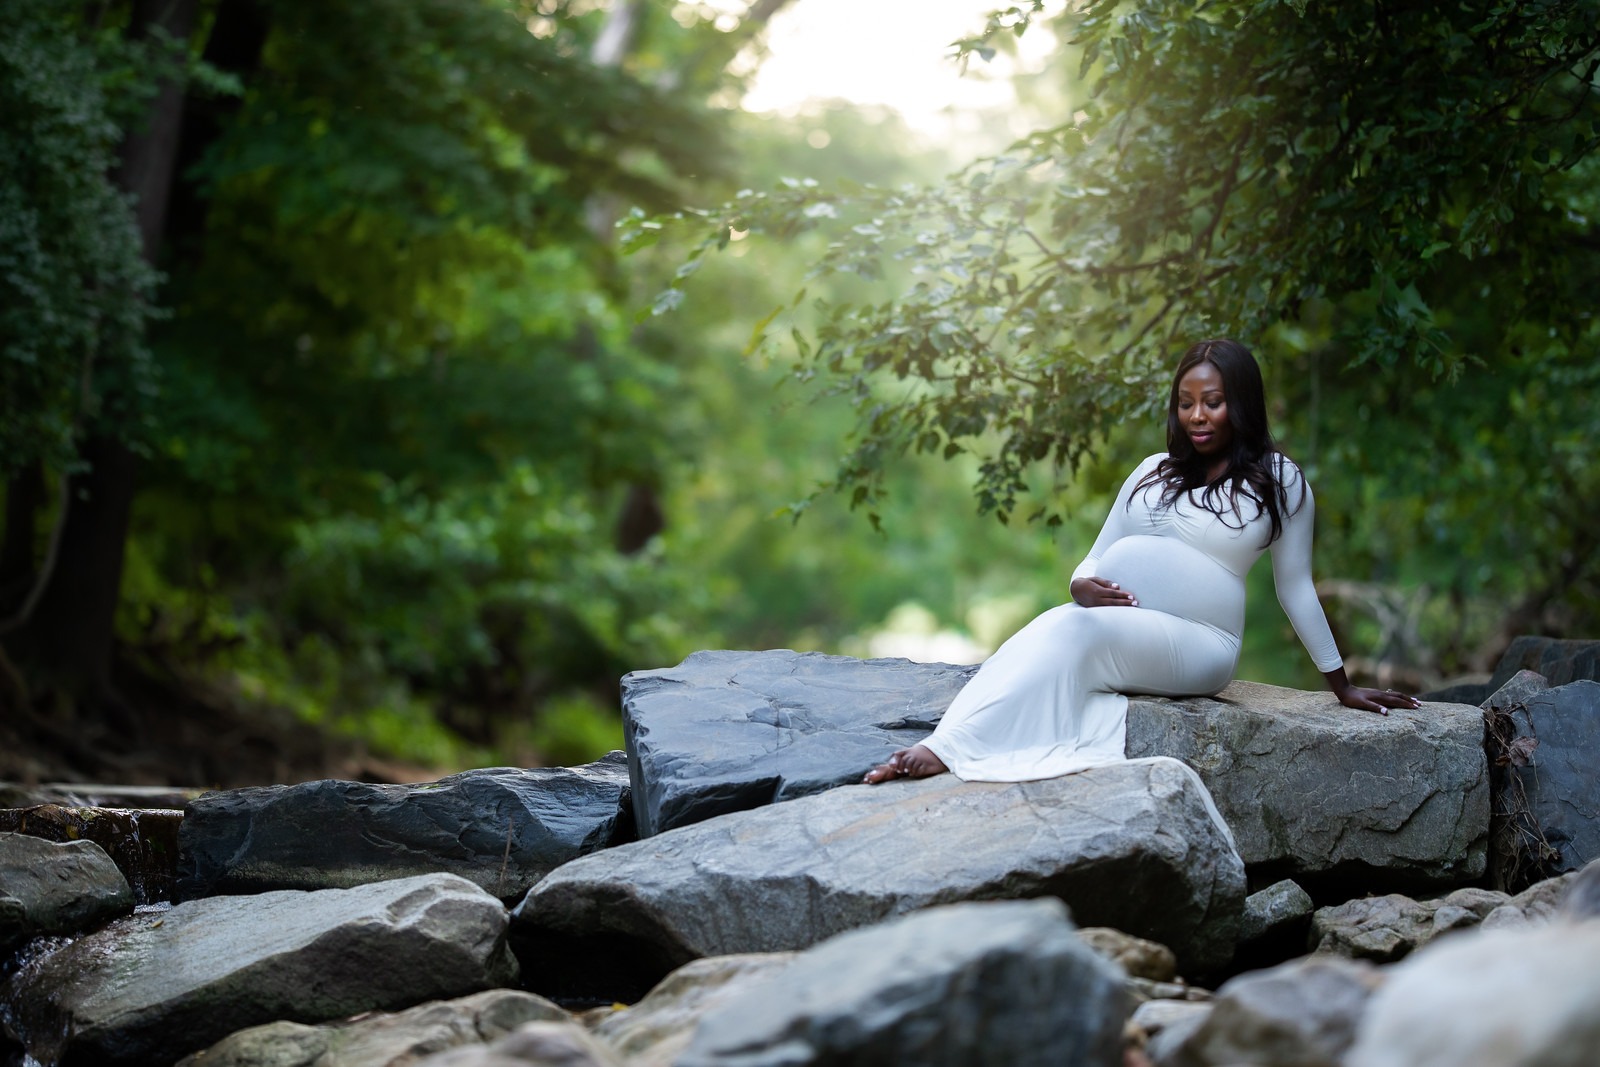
xmin=1176 ymin=361 xmax=1233 ymax=462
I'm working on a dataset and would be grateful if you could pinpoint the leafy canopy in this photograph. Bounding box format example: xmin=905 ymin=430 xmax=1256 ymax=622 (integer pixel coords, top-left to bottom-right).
xmin=646 ymin=0 xmax=1600 ymax=527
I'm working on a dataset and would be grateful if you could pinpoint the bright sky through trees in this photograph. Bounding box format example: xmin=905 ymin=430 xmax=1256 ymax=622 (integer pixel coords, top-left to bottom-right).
xmin=729 ymin=0 xmax=1064 ymax=139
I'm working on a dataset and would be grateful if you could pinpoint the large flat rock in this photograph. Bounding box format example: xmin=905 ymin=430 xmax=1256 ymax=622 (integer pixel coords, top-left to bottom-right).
xmin=621 ymin=649 xmax=975 ymax=837
xmin=177 ymin=754 xmax=634 ymax=902
xmin=1 ymin=873 xmax=518 ymax=1067
xmin=624 ymin=651 xmax=1488 ymax=893
xmin=1126 ymin=680 xmax=1489 ymax=891
xmin=511 ymin=756 xmax=1245 ymax=999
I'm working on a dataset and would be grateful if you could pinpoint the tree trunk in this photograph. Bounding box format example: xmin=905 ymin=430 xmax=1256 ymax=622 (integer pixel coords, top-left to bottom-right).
xmin=0 ymin=464 xmax=46 ymax=611
xmin=15 ymin=0 xmax=198 ymax=714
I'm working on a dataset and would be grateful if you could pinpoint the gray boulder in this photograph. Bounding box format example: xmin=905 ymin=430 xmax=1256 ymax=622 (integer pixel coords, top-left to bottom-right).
xmin=622 ymin=649 xmax=975 ymax=836
xmin=512 ymin=756 xmax=1245 ymax=1000
xmin=175 ymin=990 xmax=567 ymax=1067
xmin=1 ymin=873 xmax=518 ymax=1067
xmin=177 ymin=753 xmax=634 ymax=902
xmin=592 ymin=954 xmax=798 ymax=1067
xmin=1483 ymin=679 xmax=1600 ymax=891
xmin=1159 ymin=955 xmax=1382 ymax=1067
xmin=1234 ymin=878 xmax=1314 ymax=969
xmin=1125 ymin=680 xmax=1488 ymax=891
xmin=678 ymin=898 xmax=1127 ymax=1067
xmin=1346 ymin=918 xmax=1600 ymax=1067
xmin=0 ymin=833 xmax=132 ymax=955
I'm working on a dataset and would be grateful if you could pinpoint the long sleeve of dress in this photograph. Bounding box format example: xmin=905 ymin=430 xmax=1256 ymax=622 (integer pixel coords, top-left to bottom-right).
xmin=1070 ymin=454 xmax=1163 ymax=585
xmin=1270 ymin=463 xmax=1343 ymax=672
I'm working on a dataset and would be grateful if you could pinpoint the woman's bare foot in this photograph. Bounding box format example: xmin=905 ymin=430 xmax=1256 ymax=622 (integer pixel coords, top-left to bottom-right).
xmin=862 ymin=744 xmax=948 ymax=784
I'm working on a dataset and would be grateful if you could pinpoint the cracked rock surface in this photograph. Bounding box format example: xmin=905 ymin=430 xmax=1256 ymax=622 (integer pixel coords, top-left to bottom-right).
xmin=511 ymin=756 xmax=1244 ymax=996
xmin=177 ymin=753 xmax=634 ymax=902
xmin=622 ymin=649 xmax=977 ymax=837
xmin=1126 ymin=680 xmax=1488 ymax=890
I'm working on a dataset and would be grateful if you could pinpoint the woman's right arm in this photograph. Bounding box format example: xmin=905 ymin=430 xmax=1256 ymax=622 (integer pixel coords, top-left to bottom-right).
xmin=1068 ymin=454 xmax=1161 ymax=607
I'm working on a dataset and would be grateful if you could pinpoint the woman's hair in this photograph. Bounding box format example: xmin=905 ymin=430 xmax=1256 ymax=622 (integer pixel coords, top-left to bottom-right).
xmin=1131 ymin=337 xmax=1301 ymax=544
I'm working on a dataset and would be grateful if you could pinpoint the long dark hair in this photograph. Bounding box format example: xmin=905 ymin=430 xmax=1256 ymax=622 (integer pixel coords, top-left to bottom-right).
xmin=1131 ymin=338 xmax=1300 ymax=544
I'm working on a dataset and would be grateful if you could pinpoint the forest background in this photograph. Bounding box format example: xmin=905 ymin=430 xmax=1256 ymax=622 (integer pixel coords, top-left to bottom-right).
xmin=3 ymin=0 xmax=1598 ymax=787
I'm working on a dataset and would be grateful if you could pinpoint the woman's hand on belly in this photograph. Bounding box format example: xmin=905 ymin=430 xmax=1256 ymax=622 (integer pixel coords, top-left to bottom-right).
xmin=1069 ymin=576 xmax=1139 ymax=608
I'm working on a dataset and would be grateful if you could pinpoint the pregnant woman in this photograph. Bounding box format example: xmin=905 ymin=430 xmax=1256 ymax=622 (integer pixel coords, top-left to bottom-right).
xmin=865 ymin=338 xmax=1421 ymax=784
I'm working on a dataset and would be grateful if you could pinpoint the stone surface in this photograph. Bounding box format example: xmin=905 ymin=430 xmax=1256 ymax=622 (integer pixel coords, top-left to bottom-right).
xmin=1163 ymin=955 xmax=1382 ymax=1067
xmin=1078 ymin=927 xmax=1178 ymax=982
xmin=1486 ymin=635 xmax=1600 ymax=690
xmin=512 ymin=757 xmax=1244 ymax=999
xmin=592 ymin=953 xmax=797 ymax=1067
xmin=0 ymin=804 xmax=182 ymax=905
xmin=0 ymin=873 xmax=519 ymax=1067
xmin=175 ymin=990 xmax=567 ymax=1067
xmin=677 ymin=899 xmax=1127 ymax=1067
xmin=0 ymin=833 xmax=132 ymax=955
xmin=621 ymin=649 xmax=976 ymax=836
xmin=1479 ymin=870 xmax=1574 ymax=931
xmin=413 ymin=1021 xmax=623 ymax=1067
xmin=1483 ymin=680 xmax=1600 ymax=891
xmin=177 ymin=753 xmax=634 ymax=902
xmin=1310 ymin=886 xmax=1508 ymax=962
xmin=1346 ymin=919 xmax=1600 ymax=1067
xmin=1125 ymin=680 xmax=1489 ymax=891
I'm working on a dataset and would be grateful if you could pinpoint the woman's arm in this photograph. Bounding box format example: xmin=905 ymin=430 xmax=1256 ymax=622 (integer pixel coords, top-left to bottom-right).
xmin=1069 ymin=455 xmax=1162 ymax=607
xmin=1271 ymin=461 xmax=1421 ymax=713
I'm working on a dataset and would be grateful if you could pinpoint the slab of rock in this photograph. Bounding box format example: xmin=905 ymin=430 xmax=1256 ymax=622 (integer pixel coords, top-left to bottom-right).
xmin=0 ymin=805 xmax=182 ymax=905
xmin=678 ymin=899 xmax=1127 ymax=1067
xmin=1483 ymin=680 xmax=1600 ymax=891
xmin=1126 ymin=680 xmax=1488 ymax=891
xmin=1161 ymin=955 xmax=1382 ymax=1067
xmin=1 ymin=873 xmax=518 ymax=1067
xmin=0 ymin=833 xmax=132 ymax=955
xmin=175 ymin=990 xmax=567 ymax=1067
xmin=512 ymin=756 xmax=1244 ymax=999
xmin=1486 ymin=635 xmax=1600 ymax=690
xmin=592 ymin=954 xmax=797 ymax=1067
xmin=177 ymin=754 xmax=634 ymax=902
xmin=1346 ymin=918 xmax=1600 ymax=1067
xmin=622 ymin=649 xmax=976 ymax=837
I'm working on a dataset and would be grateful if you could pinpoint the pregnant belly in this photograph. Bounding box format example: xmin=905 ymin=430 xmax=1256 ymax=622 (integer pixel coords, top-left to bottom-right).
xmin=1095 ymin=534 xmax=1244 ymax=635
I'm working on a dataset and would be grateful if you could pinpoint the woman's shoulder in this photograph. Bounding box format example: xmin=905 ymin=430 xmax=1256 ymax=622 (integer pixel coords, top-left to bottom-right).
xmin=1268 ymin=451 xmax=1312 ymax=505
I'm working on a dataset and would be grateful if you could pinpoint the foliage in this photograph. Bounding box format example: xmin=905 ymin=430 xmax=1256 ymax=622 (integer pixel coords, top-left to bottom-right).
xmin=654 ymin=0 xmax=1600 ymax=522
xmin=0 ymin=3 xmax=158 ymax=476
xmin=644 ymin=0 xmax=1600 ymax=676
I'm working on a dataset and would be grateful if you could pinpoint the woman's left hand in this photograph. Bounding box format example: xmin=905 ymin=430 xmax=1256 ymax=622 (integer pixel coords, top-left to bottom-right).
xmin=1323 ymin=667 xmax=1423 ymax=716
xmin=1336 ymin=686 xmax=1422 ymax=716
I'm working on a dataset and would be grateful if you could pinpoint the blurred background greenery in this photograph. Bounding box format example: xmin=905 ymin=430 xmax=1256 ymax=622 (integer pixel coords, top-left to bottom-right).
xmin=3 ymin=0 xmax=1597 ymax=782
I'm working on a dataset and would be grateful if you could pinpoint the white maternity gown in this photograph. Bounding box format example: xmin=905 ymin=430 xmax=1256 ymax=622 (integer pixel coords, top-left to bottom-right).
xmin=922 ymin=453 xmax=1344 ymax=782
